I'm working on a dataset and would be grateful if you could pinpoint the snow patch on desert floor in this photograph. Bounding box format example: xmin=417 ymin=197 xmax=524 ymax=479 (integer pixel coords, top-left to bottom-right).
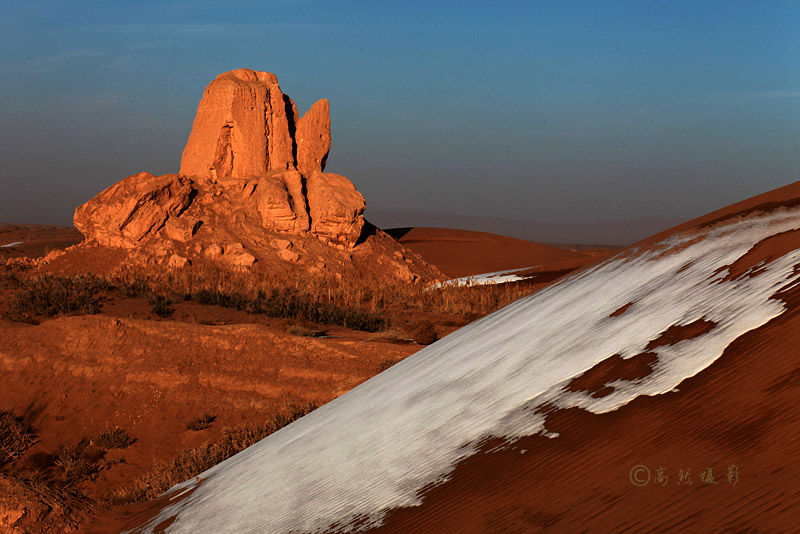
xmin=429 ymin=265 xmax=536 ymax=288
xmin=131 ymin=208 xmax=800 ymax=534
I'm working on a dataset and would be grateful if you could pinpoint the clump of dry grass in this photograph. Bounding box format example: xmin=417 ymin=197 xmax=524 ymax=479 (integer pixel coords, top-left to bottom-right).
xmin=287 ymin=323 xmax=325 ymax=337
xmin=0 ymin=273 xmax=22 ymax=289
xmin=55 ymin=447 xmax=99 ymax=486
xmin=147 ymin=293 xmax=174 ymax=318
xmin=6 ymin=274 xmax=107 ymax=322
xmin=186 ymin=414 xmax=216 ymax=431
xmin=96 ymin=428 xmax=136 ymax=450
xmin=369 ymin=325 xmax=410 ymax=344
xmin=376 ymin=357 xmax=402 ymax=373
xmin=112 ymin=266 xmax=389 ymax=332
xmin=112 ymin=402 xmax=317 ymax=504
xmin=0 ymin=411 xmax=37 ymax=466
xmin=2 ymin=262 xmax=540 ymax=328
xmin=406 ymin=319 xmax=437 ymax=345
xmin=108 ymin=264 xmax=538 ymax=323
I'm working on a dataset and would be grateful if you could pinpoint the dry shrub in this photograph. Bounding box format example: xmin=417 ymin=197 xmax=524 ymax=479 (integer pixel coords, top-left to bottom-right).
xmin=6 ymin=274 xmax=107 ymax=321
xmin=0 ymin=273 xmax=22 ymax=289
xmin=108 ymin=264 xmax=537 ymax=324
xmin=407 ymin=319 xmax=437 ymax=345
xmin=96 ymin=428 xmax=136 ymax=450
xmin=3 ymin=262 xmax=540 ymax=328
xmin=287 ymin=316 xmax=325 ymax=337
xmin=0 ymin=411 xmax=36 ymax=466
xmin=55 ymin=447 xmax=99 ymax=486
xmin=376 ymin=357 xmax=402 ymax=373
xmin=186 ymin=414 xmax=216 ymax=431
xmin=371 ymin=326 xmax=411 ymax=344
xmin=111 ymin=266 xmax=387 ymax=332
xmin=112 ymin=402 xmax=317 ymax=504
xmin=147 ymin=294 xmax=174 ymax=318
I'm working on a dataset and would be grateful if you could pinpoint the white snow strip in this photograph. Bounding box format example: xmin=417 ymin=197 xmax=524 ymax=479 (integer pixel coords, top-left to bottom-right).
xmin=429 ymin=265 xmax=539 ymax=288
xmin=132 ymin=208 xmax=800 ymax=534
xmin=0 ymin=241 xmax=23 ymax=248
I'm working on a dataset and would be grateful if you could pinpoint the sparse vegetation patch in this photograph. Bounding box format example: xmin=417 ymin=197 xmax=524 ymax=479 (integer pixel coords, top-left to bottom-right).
xmin=407 ymin=319 xmax=438 ymax=345
xmin=186 ymin=414 xmax=216 ymax=431
xmin=5 ymin=274 xmax=107 ymax=322
xmin=55 ymin=447 xmax=99 ymax=486
xmin=96 ymin=428 xmax=136 ymax=450
xmin=0 ymin=411 xmax=37 ymax=466
xmin=148 ymin=293 xmax=174 ymax=318
xmin=113 ymin=402 xmax=317 ymax=504
xmin=2 ymin=263 xmax=540 ymax=329
xmin=376 ymin=357 xmax=402 ymax=373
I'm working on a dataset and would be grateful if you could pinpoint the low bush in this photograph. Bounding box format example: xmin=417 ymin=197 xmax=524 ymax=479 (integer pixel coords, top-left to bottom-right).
xmin=376 ymin=357 xmax=402 ymax=373
xmin=6 ymin=274 xmax=107 ymax=321
xmin=147 ymin=294 xmax=174 ymax=318
xmin=0 ymin=273 xmax=22 ymax=289
xmin=186 ymin=414 xmax=216 ymax=431
xmin=3 ymin=262 xmax=541 ymax=331
xmin=0 ymin=411 xmax=37 ymax=466
xmin=287 ymin=320 xmax=325 ymax=337
xmin=55 ymin=447 xmax=98 ymax=486
xmin=407 ymin=319 xmax=438 ymax=345
xmin=109 ymin=264 xmax=539 ymax=324
xmin=191 ymin=288 xmax=386 ymax=332
xmin=96 ymin=428 xmax=136 ymax=450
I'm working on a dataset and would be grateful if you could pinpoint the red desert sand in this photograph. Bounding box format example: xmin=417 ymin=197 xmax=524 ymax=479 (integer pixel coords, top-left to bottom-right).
xmin=106 ymin=182 xmax=800 ymax=533
xmin=359 ymin=182 xmax=800 ymax=534
xmin=384 ymin=226 xmax=616 ymax=279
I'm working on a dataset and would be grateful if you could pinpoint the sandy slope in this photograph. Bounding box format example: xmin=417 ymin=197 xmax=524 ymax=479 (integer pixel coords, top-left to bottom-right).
xmin=124 ymin=182 xmax=800 ymax=533
xmin=385 ymin=226 xmax=615 ymax=279
xmin=373 ymin=183 xmax=800 ymax=533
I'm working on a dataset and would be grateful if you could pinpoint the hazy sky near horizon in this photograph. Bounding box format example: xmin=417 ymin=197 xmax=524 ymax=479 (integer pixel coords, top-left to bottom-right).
xmin=1 ymin=0 xmax=798 ymax=227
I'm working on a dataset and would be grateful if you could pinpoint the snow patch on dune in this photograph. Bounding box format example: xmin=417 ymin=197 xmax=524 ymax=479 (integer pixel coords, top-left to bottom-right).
xmin=132 ymin=208 xmax=800 ymax=534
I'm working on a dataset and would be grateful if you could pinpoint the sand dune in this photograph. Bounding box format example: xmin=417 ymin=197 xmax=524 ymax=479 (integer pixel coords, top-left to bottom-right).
xmin=121 ymin=183 xmax=800 ymax=532
xmin=385 ymin=226 xmax=615 ymax=280
xmin=0 ymin=223 xmax=82 ymax=260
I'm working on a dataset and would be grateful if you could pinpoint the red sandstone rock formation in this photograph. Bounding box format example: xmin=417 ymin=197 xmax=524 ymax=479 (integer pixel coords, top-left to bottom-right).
xmin=75 ymin=70 xmax=368 ymax=251
xmin=70 ymin=69 xmax=440 ymax=282
xmin=74 ymin=172 xmax=195 ymax=249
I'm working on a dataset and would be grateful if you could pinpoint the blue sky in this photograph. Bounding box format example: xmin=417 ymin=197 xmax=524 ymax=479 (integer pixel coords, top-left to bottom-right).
xmin=1 ymin=0 xmax=798 ymax=227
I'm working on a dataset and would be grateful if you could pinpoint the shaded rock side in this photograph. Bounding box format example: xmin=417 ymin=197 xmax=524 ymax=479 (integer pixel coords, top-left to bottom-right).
xmin=74 ymin=172 xmax=195 ymax=248
xmin=296 ymin=99 xmax=331 ymax=176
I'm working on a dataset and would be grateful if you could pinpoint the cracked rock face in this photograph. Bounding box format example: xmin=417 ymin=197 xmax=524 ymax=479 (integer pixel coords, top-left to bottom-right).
xmin=75 ymin=69 xmax=366 ymax=254
xmin=74 ymin=172 xmax=195 ymax=248
xmin=180 ymin=69 xmax=297 ymax=180
xmin=296 ymin=98 xmax=331 ymax=176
